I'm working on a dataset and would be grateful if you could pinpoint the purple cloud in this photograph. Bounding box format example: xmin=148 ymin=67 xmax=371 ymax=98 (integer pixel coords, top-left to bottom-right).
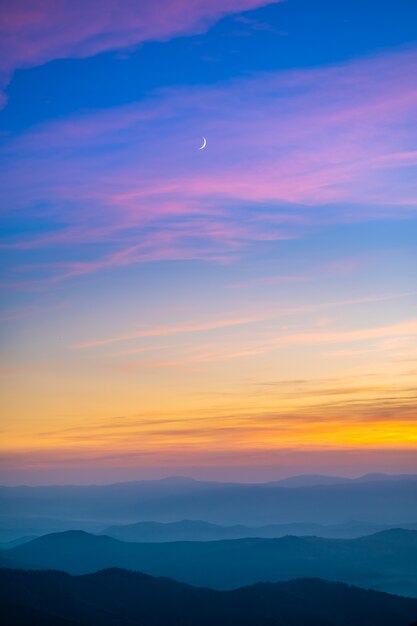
xmin=1 ymin=47 xmax=417 ymax=286
xmin=0 ymin=0 xmax=280 ymax=105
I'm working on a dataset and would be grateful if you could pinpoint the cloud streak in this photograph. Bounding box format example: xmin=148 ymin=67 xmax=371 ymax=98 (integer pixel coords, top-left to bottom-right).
xmin=73 ymin=291 xmax=417 ymax=354
xmin=116 ymin=318 xmax=417 ymax=369
xmin=74 ymin=316 xmax=263 ymax=350
xmin=0 ymin=0 xmax=279 ymax=105
xmin=2 ymin=391 xmax=416 ymax=472
xmin=1 ymin=47 xmax=417 ymax=287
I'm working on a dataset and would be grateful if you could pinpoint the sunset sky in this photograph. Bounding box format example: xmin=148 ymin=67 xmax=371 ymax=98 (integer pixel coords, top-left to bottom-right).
xmin=1 ymin=0 xmax=416 ymax=484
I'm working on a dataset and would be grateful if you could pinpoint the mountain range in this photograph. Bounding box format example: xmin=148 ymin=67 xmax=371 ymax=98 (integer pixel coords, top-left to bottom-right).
xmin=1 ymin=475 xmax=416 ymax=534
xmin=1 ymin=567 xmax=417 ymax=626
xmin=2 ymin=528 xmax=417 ymax=597
xmin=101 ymin=518 xmax=417 ymax=542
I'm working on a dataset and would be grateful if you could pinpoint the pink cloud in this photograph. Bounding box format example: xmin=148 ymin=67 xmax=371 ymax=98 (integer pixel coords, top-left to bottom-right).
xmin=1 ymin=48 xmax=417 ymax=285
xmin=114 ymin=316 xmax=417 ymax=370
xmin=0 ymin=0 xmax=279 ymax=104
xmin=73 ymin=315 xmax=264 ymax=350
xmin=71 ymin=291 xmax=416 ymax=360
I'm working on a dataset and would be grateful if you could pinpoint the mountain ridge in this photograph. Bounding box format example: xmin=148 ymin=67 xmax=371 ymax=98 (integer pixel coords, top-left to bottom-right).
xmin=2 ymin=472 xmax=416 ymax=490
xmin=1 ymin=475 xmax=416 ymax=527
xmin=2 ymin=528 xmax=417 ymax=597
xmin=1 ymin=567 xmax=417 ymax=626
xmin=100 ymin=518 xmax=417 ymax=543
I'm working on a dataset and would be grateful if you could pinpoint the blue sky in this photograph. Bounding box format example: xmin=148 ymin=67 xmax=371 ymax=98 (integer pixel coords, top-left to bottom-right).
xmin=0 ymin=0 xmax=416 ymax=483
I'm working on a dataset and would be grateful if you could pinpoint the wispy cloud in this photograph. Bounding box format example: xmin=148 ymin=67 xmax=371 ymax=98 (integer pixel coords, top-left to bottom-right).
xmin=73 ymin=316 xmax=263 ymax=350
xmin=0 ymin=0 xmax=279 ymax=105
xmin=72 ymin=291 xmax=417 ymax=355
xmin=229 ymin=255 xmax=367 ymax=289
xmin=2 ymin=386 xmax=416 ymax=473
xmin=272 ymin=318 xmax=417 ymax=348
xmin=119 ymin=318 xmax=417 ymax=369
xmin=1 ymin=48 xmax=417 ymax=287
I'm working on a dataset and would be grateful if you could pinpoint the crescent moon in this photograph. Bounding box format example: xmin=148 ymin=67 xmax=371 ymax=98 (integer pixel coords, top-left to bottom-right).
xmin=199 ymin=137 xmax=207 ymax=150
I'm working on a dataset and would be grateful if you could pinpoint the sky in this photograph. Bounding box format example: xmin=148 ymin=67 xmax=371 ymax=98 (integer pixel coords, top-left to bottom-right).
xmin=0 ymin=0 xmax=416 ymax=485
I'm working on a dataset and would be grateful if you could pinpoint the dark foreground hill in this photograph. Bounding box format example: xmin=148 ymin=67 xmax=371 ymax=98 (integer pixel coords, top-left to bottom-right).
xmin=2 ymin=528 xmax=417 ymax=597
xmin=1 ymin=567 xmax=417 ymax=626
